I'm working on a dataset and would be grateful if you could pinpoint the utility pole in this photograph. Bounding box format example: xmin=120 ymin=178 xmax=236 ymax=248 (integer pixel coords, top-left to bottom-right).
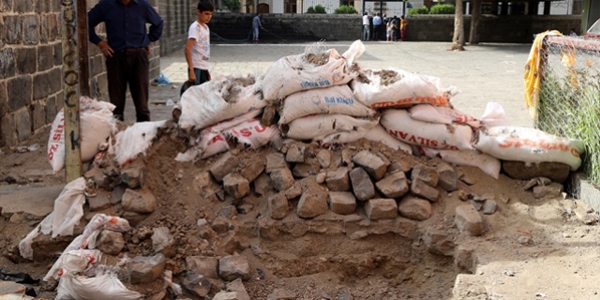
xmin=61 ymin=0 xmax=83 ymax=183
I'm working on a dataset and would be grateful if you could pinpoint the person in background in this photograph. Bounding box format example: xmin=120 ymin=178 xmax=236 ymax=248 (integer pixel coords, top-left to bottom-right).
xmin=185 ymin=0 xmax=214 ymax=90
xmin=362 ymin=12 xmax=370 ymax=41
xmin=400 ymin=16 xmax=408 ymax=41
xmin=569 ymin=28 xmax=578 ymax=37
xmin=88 ymin=0 xmax=163 ymax=122
xmin=252 ymin=13 xmax=264 ymax=42
xmin=386 ymin=16 xmax=394 ymax=41
xmin=391 ymin=15 xmax=399 ymax=42
xmin=373 ymin=13 xmax=382 ymax=41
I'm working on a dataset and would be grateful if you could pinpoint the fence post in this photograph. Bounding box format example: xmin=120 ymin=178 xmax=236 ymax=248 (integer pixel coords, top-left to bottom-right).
xmin=61 ymin=0 xmax=82 ymax=183
xmin=77 ymin=0 xmax=90 ymax=97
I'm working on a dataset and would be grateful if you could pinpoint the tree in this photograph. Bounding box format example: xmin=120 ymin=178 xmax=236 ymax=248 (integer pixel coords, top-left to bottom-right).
xmin=451 ymin=0 xmax=465 ymax=51
xmin=469 ymin=0 xmax=482 ymax=44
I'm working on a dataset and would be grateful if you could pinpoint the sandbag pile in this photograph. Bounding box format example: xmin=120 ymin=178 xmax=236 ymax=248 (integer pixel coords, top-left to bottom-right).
xmin=173 ymin=40 xmax=584 ymax=178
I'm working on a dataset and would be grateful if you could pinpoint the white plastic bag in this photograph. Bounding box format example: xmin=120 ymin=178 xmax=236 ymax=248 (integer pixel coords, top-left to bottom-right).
xmin=279 ymin=85 xmax=375 ymax=124
xmin=474 ymin=126 xmax=584 ymax=171
xmin=480 ymin=102 xmax=510 ymax=127
xmin=284 ymin=114 xmax=379 ymax=141
xmin=48 ymin=97 xmax=117 ymax=173
xmin=381 ymin=109 xmax=473 ymax=150
xmin=351 ymin=68 xmax=457 ymax=109
xmin=56 ymin=269 xmax=141 ymax=300
xmin=113 ymin=120 xmax=167 ymax=166
xmin=225 ymin=118 xmax=281 ymax=148
xmin=178 ymin=75 xmax=266 ymax=130
xmin=260 ymin=40 xmax=365 ymax=102
xmin=422 ymin=148 xmax=501 ymax=179
xmin=19 ymin=177 xmax=87 ymax=260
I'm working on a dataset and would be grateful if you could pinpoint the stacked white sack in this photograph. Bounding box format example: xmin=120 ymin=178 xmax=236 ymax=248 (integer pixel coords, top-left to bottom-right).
xmin=278 ymin=85 xmax=376 ymax=125
xmin=474 ymin=126 xmax=584 ymax=171
xmin=351 ymin=68 xmax=458 ymax=109
xmin=319 ymin=125 xmax=412 ymax=154
xmin=381 ymin=109 xmax=473 ymax=151
xmin=284 ymin=114 xmax=379 ymax=141
xmin=178 ymin=74 xmax=266 ymax=130
xmin=48 ymin=96 xmax=117 ymax=173
xmin=260 ymin=40 xmax=365 ymax=102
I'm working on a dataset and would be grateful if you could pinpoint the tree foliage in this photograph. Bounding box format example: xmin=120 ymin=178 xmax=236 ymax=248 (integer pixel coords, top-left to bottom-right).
xmin=223 ymin=0 xmax=241 ymax=12
xmin=334 ymin=5 xmax=358 ymax=14
xmin=408 ymin=7 xmax=429 ymax=15
xmin=306 ymin=5 xmax=327 ymax=14
xmin=429 ymin=4 xmax=455 ymax=14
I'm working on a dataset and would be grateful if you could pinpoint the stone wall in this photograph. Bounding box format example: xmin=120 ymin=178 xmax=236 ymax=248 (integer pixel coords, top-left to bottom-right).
xmin=0 ymin=0 xmax=161 ymax=148
xmin=158 ymin=0 xmax=196 ymax=56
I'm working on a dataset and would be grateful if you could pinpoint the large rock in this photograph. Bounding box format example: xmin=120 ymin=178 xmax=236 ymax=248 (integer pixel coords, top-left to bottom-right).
xmin=223 ymin=174 xmax=250 ymax=199
xmin=328 ymin=192 xmax=356 ymax=215
xmin=129 ymin=253 xmax=166 ymax=284
xmin=317 ymin=149 xmax=332 ymax=168
xmin=286 ymin=142 xmax=308 ymax=163
xmin=423 ymin=230 xmax=455 ymax=256
xmin=376 ymin=172 xmax=409 ymax=198
xmin=293 ymin=163 xmax=320 ymax=178
xmin=186 ymin=256 xmax=219 ymax=279
xmin=436 ymin=161 xmax=458 ymax=192
xmin=240 ymin=160 xmax=264 ymax=183
xmin=226 ymin=278 xmax=251 ymax=300
xmin=219 ymin=255 xmax=250 ymax=281
xmin=210 ymin=152 xmax=239 ymax=182
xmin=182 ymin=271 xmax=212 ymax=298
xmin=270 ymin=167 xmax=295 ymax=192
xmin=502 ymin=160 xmax=570 ymax=183
xmin=411 ymin=164 xmax=439 ymax=187
xmin=268 ymin=193 xmax=289 ymax=220
xmin=326 ymin=167 xmax=350 ymax=191
xmin=265 ymin=153 xmax=288 ymax=173
xmin=352 ymin=150 xmax=389 ymax=180
xmin=152 ymin=227 xmax=177 ymax=258
xmin=122 ymin=188 xmax=156 ymax=213
xmin=96 ymin=230 xmax=125 ymax=255
xmin=297 ymin=190 xmax=328 ymax=219
xmin=398 ymin=195 xmax=432 ymax=221
xmin=349 ymin=167 xmax=375 ymax=201
xmin=533 ymin=183 xmax=564 ymax=199
xmin=364 ymin=198 xmax=398 ymax=220
xmin=410 ymin=180 xmax=440 ymax=202
xmin=455 ymin=205 xmax=484 ymax=236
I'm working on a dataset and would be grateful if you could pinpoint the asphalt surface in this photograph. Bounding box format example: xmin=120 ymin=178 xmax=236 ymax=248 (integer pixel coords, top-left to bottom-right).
xmin=130 ymin=41 xmax=534 ymax=128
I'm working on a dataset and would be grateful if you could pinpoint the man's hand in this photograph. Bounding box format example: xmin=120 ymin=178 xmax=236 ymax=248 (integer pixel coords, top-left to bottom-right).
xmin=146 ymin=45 xmax=151 ymax=56
xmin=188 ymin=69 xmax=196 ymax=83
xmin=97 ymin=41 xmax=114 ymax=57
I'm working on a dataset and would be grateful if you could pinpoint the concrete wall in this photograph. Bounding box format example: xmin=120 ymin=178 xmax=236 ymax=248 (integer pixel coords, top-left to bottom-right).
xmin=158 ymin=0 xmax=196 ymax=57
xmin=0 ymin=0 xmax=161 ymax=148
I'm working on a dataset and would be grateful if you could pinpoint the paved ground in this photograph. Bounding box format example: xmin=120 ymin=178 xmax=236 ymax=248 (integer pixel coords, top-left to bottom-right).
xmin=128 ymin=41 xmax=534 ymax=128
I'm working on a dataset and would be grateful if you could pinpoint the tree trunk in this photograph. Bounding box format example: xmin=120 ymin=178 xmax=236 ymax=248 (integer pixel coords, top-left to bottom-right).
xmin=451 ymin=0 xmax=465 ymax=50
xmin=469 ymin=0 xmax=481 ymax=44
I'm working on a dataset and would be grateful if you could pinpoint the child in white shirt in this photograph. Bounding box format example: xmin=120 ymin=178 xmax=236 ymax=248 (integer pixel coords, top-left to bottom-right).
xmin=185 ymin=1 xmax=214 ymax=87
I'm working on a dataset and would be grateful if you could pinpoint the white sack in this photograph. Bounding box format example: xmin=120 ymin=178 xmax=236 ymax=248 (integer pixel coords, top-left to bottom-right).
xmin=19 ymin=177 xmax=87 ymax=260
xmin=279 ymin=85 xmax=375 ymax=124
xmin=48 ymin=97 xmax=117 ymax=173
xmin=44 ymin=214 xmax=131 ymax=281
xmin=56 ymin=270 xmax=141 ymax=300
xmin=114 ymin=120 xmax=167 ymax=166
xmin=409 ymin=104 xmax=481 ymax=128
xmin=351 ymin=68 xmax=457 ymax=109
xmin=284 ymin=114 xmax=378 ymax=141
xmin=474 ymin=126 xmax=584 ymax=171
xmin=225 ymin=118 xmax=280 ymax=148
xmin=178 ymin=75 xmax=266 ymax=130
xmin=422 ymin=148 xmax=501 ymax=179
xmin=319 ymin=125 xmax=411 ymax=154
xmin=260 ymin=40 xmax=365 ymax=102
xmin=381 ymin=109 xmax=473 ymax=150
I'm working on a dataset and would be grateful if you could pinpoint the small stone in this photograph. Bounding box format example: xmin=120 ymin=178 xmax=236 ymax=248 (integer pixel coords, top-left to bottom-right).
xmin=482 ymin=200 xmax=497 ymax=215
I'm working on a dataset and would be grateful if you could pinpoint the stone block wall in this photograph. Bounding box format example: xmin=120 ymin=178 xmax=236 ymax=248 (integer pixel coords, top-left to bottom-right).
xmin=0 ymin=0 xmax=161 ymax=148
xmin=158 ymin=0 xmax=197 ymax=56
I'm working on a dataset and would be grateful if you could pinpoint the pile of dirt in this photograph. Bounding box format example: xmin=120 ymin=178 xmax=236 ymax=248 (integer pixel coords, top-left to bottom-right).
xmin=1 ymin=119 xmax=586 ymax=300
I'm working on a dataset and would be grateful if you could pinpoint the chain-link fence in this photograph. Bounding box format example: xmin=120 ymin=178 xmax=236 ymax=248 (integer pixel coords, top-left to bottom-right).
xmin=537 ymin=36 xmax=600 ymax=192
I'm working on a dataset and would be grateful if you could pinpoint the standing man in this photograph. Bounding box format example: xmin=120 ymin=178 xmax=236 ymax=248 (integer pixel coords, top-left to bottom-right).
xmin=252 ymin=13 xmax=264 ymax=42
xmin=372 ymin=13 xmax=382 ymax=41
xmin=362 ymin=12 xmax=370 ymax=41
xmin=88 ymin=0 xmax=164 ymax=122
